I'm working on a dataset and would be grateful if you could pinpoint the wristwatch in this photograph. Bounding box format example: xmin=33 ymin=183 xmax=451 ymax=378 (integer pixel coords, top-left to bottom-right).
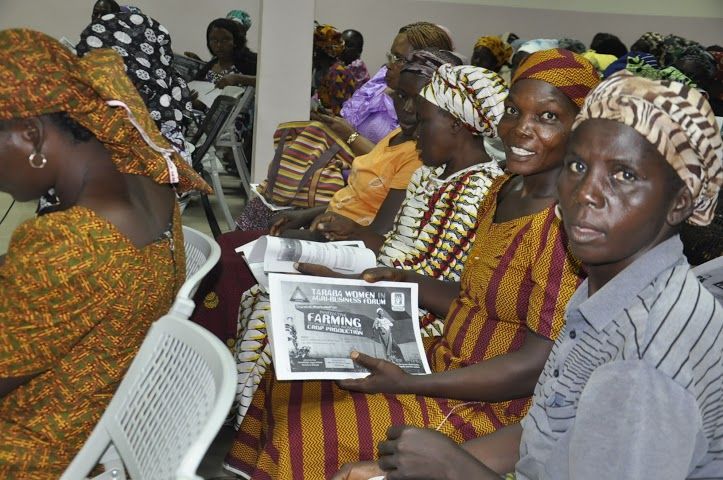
xmin=347 ymin=131 xmax=361 ymax=145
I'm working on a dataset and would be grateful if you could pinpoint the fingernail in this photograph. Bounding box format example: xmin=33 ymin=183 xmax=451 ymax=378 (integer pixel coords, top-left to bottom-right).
xmin=350 ymin=350 xmax=358 ymax=359
xmin=293 ymin=262 xmax=300 ymax=269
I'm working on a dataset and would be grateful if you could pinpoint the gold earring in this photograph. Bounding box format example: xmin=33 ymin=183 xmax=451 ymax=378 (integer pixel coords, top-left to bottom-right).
xmin=29 ymin=152 xmax=47 ymax=169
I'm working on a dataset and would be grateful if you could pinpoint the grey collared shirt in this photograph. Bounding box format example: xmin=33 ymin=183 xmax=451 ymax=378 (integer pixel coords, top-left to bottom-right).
xmin=516 ymin=235 xmax=723 ymax=479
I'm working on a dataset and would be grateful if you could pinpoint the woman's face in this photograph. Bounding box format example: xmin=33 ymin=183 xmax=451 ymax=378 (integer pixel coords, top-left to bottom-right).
xmin=208 ymin=27 xmax=235 ymax=60
xmin=497 ymin=79 xmax=578 ymax=177
xmin=391 ymin=72 xmax=429 ymax=137
xmin=414 ymin=97 xmax=455 ymax=168
xmin=385 ymin=33 xmax=413 ymax=90
xmin=557 ymin=119 xmax=682 ymax=273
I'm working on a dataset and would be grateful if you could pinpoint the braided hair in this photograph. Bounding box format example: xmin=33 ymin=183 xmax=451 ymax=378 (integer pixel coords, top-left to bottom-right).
xmin=398 ymin=22 xmax=453 ymax=51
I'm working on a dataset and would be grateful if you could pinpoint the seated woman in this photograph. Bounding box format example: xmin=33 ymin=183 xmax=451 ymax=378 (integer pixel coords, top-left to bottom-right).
xmin=192 ymin=49 xmax=452 ymax=353
xmin=194 ymin=17 xmax=256 ymax=89
xmin=273 ymin=49 xmax=462 ymax=239
xmin=471 ymin=36 xmax=513 ymax=73
xmin=318 ymin=21 xmax=454 ymax=155
xmin=345 ymin=72 xmax=723 ymax=480
xmin=76 ymin=10 xmax=194 ymax=160
xmin=233 ymin=22 xmax=455 ymax=231
xmin=0 ymin=29 xmax=209 ymax=478
xmin=229 ymin=60 xmax=509 ymax=435
xmin=311 ymin=24 xmax=358 ymax=115
xmin=222 ymin=50 xmax=599 ymax=479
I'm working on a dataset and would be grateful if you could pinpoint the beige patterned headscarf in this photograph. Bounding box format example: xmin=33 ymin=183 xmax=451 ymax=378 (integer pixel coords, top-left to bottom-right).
xmin=574 ymin=71 xmax=722 ymax=226
xmin=419 ymin=64 xmax=508 ymax=138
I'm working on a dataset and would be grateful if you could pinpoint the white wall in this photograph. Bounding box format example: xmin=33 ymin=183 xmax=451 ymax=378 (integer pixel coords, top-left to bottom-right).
xmin=251 ymin=0 xmax=315 ymax=182
xmin=316 ymin=0 xmax=723 ymax=72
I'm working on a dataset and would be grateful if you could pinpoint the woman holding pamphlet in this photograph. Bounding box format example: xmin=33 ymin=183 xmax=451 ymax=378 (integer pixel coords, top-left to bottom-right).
xmin=223 ymin=49 xmax=598 ymax=479
xmin=335 ymin=71 xmax=723 ymax=480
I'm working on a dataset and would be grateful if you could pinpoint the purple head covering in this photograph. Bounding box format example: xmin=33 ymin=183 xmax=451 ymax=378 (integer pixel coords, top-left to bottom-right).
xmin=340 ymin=65 xmax=398 ymax=143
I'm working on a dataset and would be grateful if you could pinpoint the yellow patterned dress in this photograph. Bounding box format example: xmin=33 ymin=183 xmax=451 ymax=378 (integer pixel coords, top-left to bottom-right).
xmin=224 ymin=175 xmax=584 ymax=479
xmin=0 ymin=205 xmax=185 ymax=478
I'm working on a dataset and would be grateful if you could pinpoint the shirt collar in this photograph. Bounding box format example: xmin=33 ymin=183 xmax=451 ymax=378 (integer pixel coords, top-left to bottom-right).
xmin=567 ymin=235 xmax=687 ymax=332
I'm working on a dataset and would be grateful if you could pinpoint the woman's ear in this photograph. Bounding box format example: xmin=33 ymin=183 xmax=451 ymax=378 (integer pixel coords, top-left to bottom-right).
xmin=666 ymin=184 xmax=694 ymax=227
xmin=18 ymin=117 xmax=44 ymax=152
xmin=450 ymin=117 xmax=464 ymax=134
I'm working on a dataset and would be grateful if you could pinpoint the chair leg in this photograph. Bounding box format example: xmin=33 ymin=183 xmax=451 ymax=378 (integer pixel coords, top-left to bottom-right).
xmin=231 ymin=144 xmax=253 ymax=200
xmin=209 ymin=167 xmax=236 ymax=232
xmin=199 ymin=171 xmax=222 ymax=239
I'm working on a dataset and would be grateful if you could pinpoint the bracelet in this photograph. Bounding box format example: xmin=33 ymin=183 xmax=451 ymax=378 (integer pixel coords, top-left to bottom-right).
xmin=347 ymin=131 xmax=361 ymax=145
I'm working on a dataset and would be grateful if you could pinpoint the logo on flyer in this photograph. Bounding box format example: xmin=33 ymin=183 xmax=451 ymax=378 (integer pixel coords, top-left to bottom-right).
xmin=391 ymin=292 xmax=405 ymax=311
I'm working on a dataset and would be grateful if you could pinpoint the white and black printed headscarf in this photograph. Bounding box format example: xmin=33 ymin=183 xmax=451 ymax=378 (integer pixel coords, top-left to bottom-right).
xmin=76 ymin=11 xmax=194 ymax=152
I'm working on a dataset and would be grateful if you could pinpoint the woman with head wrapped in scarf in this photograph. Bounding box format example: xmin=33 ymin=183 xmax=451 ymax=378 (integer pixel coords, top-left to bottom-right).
xmin=226 ymin=56 xmax=507 ymax=424
xmin=471 ymin=36 xmax=513 ymax=73
xmin=345 ymin=69 xmax=723 ymax=480
xmin=76 ymin=10 xmax=194 ymax=158
xmin=312 ymin=23 xmax=358 ymax=115
xmin=0 ymin=29 xmax=209 ymax=478
xmin=331 ymin=48 xmax=600 ymax=480
xmin=223 ymin=51 xmax=597 ymax=480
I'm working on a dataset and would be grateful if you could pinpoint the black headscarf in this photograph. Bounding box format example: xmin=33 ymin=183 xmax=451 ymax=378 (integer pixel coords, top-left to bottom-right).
xmin=76 ymin=11 xmax=193 ymax=152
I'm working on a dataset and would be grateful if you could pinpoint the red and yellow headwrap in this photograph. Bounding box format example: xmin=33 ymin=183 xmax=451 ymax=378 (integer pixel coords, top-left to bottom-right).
xmin=0 ymin=28 xmax=209 ymax=194
xmin=313 ymin=24 xmax=345 ymax=58
xmin=474 ymin=36 xmax=513 ymax=70
xmin=512 ymin=48 xmax=600 ymax=108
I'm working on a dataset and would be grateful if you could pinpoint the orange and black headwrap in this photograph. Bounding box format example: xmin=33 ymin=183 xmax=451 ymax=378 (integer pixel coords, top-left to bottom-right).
xmin=0 ymin=28 xmax=209 ymax=194
xmin=512 ymin=48 xmax=600 ymax=108
xmin=313 ymin=24 xmax=345 ymax=58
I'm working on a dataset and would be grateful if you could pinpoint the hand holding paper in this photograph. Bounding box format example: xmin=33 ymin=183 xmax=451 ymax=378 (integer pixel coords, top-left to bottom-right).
xmin=336 ymin=351 xmax=412 ymax=394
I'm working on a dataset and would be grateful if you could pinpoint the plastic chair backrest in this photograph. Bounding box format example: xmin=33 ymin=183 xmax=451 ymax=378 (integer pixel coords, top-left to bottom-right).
xmin=190 ymin=95 xmax=238 ymax=171
xmin=169 ymin=226 xmax=221 ymax=318
xmin=172 ymin=54 xmax=205 ymax=82
xmin=60 ymin=314 xmax=236 ymax=480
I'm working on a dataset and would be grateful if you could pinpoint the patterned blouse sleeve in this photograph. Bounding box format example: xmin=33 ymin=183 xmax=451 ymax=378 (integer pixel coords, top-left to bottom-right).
xmin=0 ymin=217 xmax=114 ymax=377
xmin=525 ymin=207 xmax=584 ymax=340
xmin=403 ymin=169 xmax=493 ymax=278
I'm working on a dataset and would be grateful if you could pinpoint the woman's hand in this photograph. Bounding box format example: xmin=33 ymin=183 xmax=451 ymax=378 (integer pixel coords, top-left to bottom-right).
xmin=189 ymin=90 xmax=206 ymax=111
xmin=311 ymin=212 xmax=361 ymax=241
xmin=183 ymin=51 xmax=202 ymax=61
xmin=361 ymin=267 xmax=407 ymax=284
xmin=313 ymin=112 xmax=356 ymax=139
xmin=215 ymin=73 xmax=244 ymax=89
xmin=376 ymin=426 xmax=486 ymax=480
xmin=269 ymin=210 xmax=312 ymax=236
xmin=295 ymin=262 xmax=347 ymax=278
xmin=337 ymin=352 xmax=411 ymax=394
xmin=331 ymin=461 xmax=385 ymax=480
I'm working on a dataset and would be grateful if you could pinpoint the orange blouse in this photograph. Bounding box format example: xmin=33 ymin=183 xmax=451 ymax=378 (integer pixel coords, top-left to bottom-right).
xmin=326 ymin=128 xmax=420 ymax=225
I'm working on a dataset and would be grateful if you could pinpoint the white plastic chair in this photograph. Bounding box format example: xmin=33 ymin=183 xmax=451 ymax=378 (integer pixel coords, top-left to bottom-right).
xmin=60 ymin=313 xmax=236 ymax=480
xmin=169 ymin=226 xmax=222 ymax=318
xmin=201 ymin=87 xmax=255 ymax=231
